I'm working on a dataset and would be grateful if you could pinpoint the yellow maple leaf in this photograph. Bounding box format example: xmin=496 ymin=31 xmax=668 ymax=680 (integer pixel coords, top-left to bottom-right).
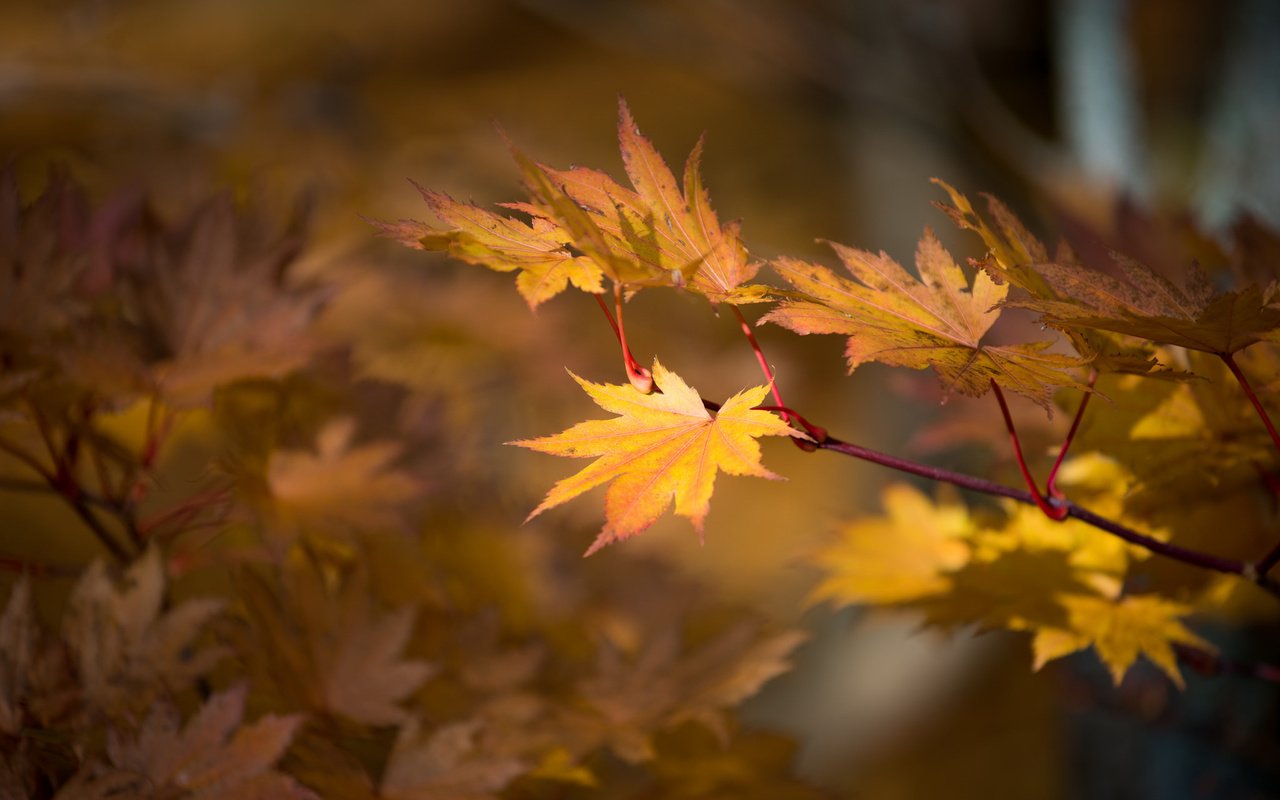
xmin=512 ymin=360 xmax=805 ymax=555
xmin=808 ymin=483 xmax=972 ymax=607
xmin=372 ymin=182 xmax=605 ymax=308
xmin=762 ymin=229 xmax=1090 ymax=410
xmin=1032 ymin=594 xmax=1212 ymax=688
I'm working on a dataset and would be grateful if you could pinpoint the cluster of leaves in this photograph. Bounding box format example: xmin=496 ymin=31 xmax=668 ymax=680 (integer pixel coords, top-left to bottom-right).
xmin=385 ymin=99 xmax=1280 ymax=689
xmin=0 ymin=167 xmax=820 ymax=798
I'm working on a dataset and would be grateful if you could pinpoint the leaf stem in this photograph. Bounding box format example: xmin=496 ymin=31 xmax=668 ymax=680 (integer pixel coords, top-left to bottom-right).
xmin=1221 ymin=351 xmax=1280 ymax=457
xmin=594 ymin=288 xmax=653 ymax=392
xmin=729 ymin=306 xmax=788 ymax=419
xmin=1045 ymin=372 xmax=1096 ymax=498
xmin=990 ymin=380 xmax=1069 ymax=520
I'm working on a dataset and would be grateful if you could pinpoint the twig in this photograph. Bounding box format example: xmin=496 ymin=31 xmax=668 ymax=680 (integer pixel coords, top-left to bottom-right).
xmin=698 ymin=397 xmax=1280 ymax=598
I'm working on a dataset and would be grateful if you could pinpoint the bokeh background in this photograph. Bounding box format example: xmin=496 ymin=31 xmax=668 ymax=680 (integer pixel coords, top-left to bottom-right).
xmin=4 ymin=0 xmax=1279 ymax=797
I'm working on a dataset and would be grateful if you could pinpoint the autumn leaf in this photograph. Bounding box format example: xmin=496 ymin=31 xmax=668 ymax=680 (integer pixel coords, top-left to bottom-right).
xmin=378 ymin=719 xmax=526 ymax=800
xmin=372 ymin=183 xmax=604 ymax=308
xmin=932 ymin=179 xmax=1173 ymax=376
xmin=539 ymin=99 xmax=765 ymax=304
xmin=1032 ymin=594 xmax=1212 ymax=688
xmin=104 ymin=683 xmax=313 ymax=799
xmin=930 ymin=178 xmax=1050 ymax=294
xmin=1006 ymin=255 xmax=1280 ymax=355
xmin=122 ymin=191 xmax=326 ymax=406
xmin=321 ymin=602 xmax=435 ymax=727
xmin=762 ymin=229 xmax=1090 ymax=409
xmin=512 ymin=360 xmax=806 ymax=555
xmin=266 ymin=417 xmax=421 ymax=538
xmin=62 ymin=547 xmax=227 ymax=717
xmin=238 ymin=560 xmax=434 ymax=726
xmin=809 ymin=483 xmax=972 ymax=607
xmin=575 ymin=622 xmax=806 ymax=762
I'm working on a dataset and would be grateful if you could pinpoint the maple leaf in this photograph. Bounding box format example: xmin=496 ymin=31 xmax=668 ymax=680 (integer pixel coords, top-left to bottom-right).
xmin=371 ymin=183 xmax=604 ymax=308
xmin=321 ymin=602 xmax=435 ymax=727
xmin=538 ymin=99 xmax=765 ymax=304
xmin=239 ymin=560 xmax=434 ymax=726
xmin=62 ymin=547 xmax=227 ymax=717
xmin=932 ymin=179 xmax=1174 ymax=376
xmin=762 ymin=229 xmax=1090 ymax=410
xmin=378 ymin=719 xmax=526 ymax=800
xmin=512 ymin=360 xmax=805 ymax=555
xmin=123 ymin=191 xmax=326 ymax=406
xmin=266 ymin=417 xmax=421 ymax=539
xmin=1032 ymin=594 xmax=1212 ymax=688
xmin=575 ymin=622 xmax=806 ymax=762
xmin=1006 ymin=255 xmax=1280 ymax=355
xmin=104 ymin=683 xmax=313 ymax=799
xmin=809 ymin=484 xmax=972 ymax=607
xmin=930 ymin=178 xmax=1050 ymax=293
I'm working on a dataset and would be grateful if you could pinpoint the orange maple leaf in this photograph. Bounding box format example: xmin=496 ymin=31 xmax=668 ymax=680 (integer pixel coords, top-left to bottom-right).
xmin=512 ymin=361 xmax=806 ymax=555
xmin=762 ymin=229 xmax=1090 ymax=410
xmin=540 ymin=100 xmax=765 ymax=304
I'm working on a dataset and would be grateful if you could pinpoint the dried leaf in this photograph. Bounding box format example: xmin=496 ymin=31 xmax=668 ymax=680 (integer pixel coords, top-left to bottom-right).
xmin=106 ymin=683 xmax=313 ymax=799
xmin=763 ymin=230 xmax=1089 ymax=409
xmin=63 ymin=547 xmax=226 ymax=717
xmin=379 ymin=719 xmax=526 ymax=800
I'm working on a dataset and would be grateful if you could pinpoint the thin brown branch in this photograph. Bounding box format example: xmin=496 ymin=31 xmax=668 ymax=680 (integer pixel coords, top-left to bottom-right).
xmin=700 ymin=397 xmax=1280 ymax=598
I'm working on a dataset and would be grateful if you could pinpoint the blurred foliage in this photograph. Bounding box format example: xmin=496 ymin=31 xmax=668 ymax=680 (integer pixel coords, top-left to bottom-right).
xmin=3 ymin=1 xmax=1280 ymax=799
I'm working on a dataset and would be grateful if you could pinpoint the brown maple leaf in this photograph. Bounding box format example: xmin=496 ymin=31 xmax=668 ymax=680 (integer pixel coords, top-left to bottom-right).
xmin=122 ymin=192 xmax=326 ymax=406
xmin=574 ymin=622 xmax=806 ymax=763
xmin=512 ymin=360 xmax=806 ymax=555
xmin=62 ymin=547 xmax=227 ymax=718
xmin=1006 ymin=254 xmax=1280 ymax=356
xmin=378 ymin=719 xmax=526 ymax=800
xmin=762 ymin=229 xmax=1090 ymax=410
xmin=104 ymin=683 xmax=313 ymax=799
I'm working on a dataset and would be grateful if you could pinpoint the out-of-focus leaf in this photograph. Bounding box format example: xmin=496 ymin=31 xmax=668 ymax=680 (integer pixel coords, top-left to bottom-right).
xmin=809 ymin=484 xmax=971 ymax=607
xmin=62 ymin=547 xmax=226 ymax=718
xmin=105 ymin=683 xmax=314 ymax=799
xmin=378 ymin=719 xmax=526 ymax=800
xmin=1032 ymin=594 xmax=1211 ymax=688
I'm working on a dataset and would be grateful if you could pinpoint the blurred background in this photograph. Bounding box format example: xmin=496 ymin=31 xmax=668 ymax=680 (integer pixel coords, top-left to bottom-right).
xmin=3 ymin=0 xmax=1279 ymax=797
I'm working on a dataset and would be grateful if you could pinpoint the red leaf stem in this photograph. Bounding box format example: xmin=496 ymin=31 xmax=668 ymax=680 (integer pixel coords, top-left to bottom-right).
xmin=990 ymin=379 xmax=1069 ymax=520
